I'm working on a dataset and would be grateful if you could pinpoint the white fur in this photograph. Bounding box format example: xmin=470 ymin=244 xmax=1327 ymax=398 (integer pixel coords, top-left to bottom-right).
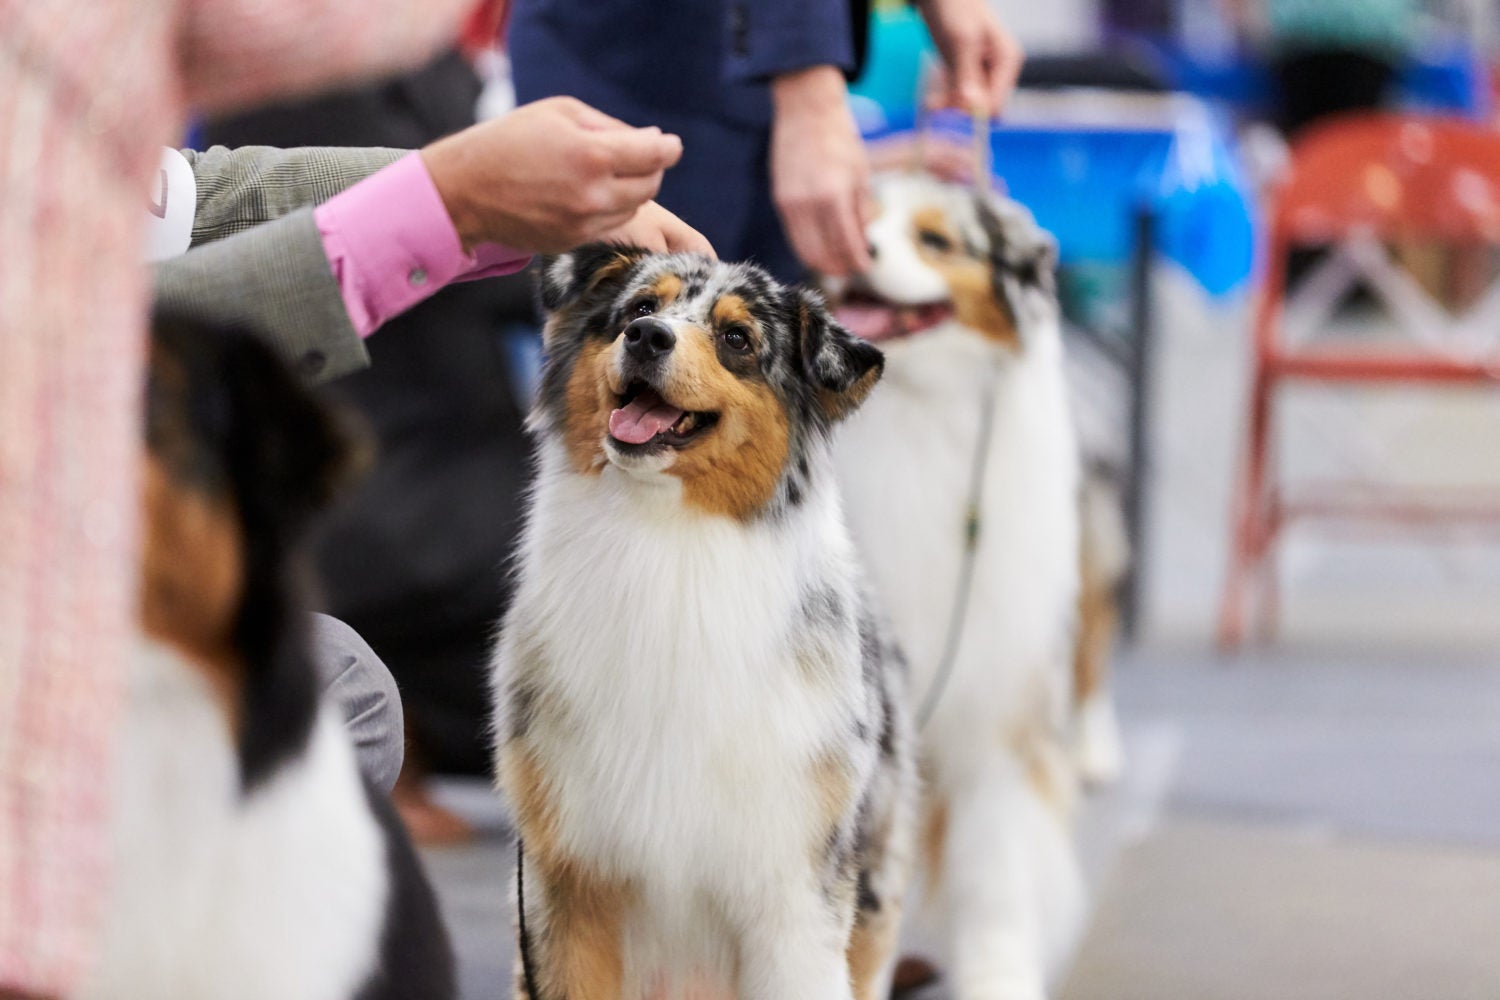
xmin=496 ymin=439 xmax=879 ymax=1000
xmin=835 ymin=175 xmax=1086 ymax=1000
xmin=78 ymin=638 xmax=388 ymax=1000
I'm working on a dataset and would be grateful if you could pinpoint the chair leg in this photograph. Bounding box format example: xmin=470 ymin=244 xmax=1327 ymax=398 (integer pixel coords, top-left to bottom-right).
xmin=1252 ymin=497 xmax=1282 ymax=643
xmin=1218 ymin=367 xmax=1277 ymax=650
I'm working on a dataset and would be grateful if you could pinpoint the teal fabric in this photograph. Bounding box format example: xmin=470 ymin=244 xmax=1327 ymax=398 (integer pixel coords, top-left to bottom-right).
xmin=1267 ymin=0 xmax=1417 ymax=56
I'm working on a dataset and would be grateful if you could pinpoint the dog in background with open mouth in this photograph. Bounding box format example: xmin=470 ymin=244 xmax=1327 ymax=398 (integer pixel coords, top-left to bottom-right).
xmin=79 ymin=311 xmax=453 ymax=1000
xmin=491 ymin=245 xmax=915 ymax=1000
xmin=828 ymin=171 xmax=1124 ymax=1000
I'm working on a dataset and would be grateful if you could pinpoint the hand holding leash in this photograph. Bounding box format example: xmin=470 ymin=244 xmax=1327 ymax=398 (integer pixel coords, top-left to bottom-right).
xmin=917 ymin=0 xmax=1025 ymax=116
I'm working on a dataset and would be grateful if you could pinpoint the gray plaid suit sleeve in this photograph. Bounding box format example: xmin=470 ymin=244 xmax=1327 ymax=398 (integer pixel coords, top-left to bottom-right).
xmin=152 ymin=145 xmax=408 ymax=382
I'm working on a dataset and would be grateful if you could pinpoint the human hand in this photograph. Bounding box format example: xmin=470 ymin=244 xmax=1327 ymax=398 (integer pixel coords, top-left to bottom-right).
xmin=599 ymin=201 xmax=716 ymax=257
xmin=770 ymin=65 xmax=873 ymax=278
xmin=917 ymin=0 xmax=1024 ymax=116
xmin=421 ymin=96 xmax=684 ymax=254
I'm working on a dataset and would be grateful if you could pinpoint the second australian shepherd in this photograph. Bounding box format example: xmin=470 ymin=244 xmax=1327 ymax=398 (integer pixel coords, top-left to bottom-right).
xmin=491 ymin=245 xmax=915 ymax=1000
xmin=829 ymin=172 xmax=1119 ymax=1000
xmin=81 ymin=312 xmax=453 ymax=1000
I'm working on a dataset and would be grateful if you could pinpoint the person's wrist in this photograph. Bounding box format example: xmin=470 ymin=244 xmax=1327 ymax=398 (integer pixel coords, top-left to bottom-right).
xmin=771 ymin=65 xmax=848 ymax=118
xmin=419 ymin=141 xmax=489 ymax=251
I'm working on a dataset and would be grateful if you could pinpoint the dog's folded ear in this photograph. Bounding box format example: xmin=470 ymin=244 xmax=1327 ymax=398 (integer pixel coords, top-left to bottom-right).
xmin=793 ymin=286 xmax=884 ymax=423
xmin=539 ymin=242 xmax=654 ymax=312
xmin=977 ymin=194 xmax=1060 ymax=330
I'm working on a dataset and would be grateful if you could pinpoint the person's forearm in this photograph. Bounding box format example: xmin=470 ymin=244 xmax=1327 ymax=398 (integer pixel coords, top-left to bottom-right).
xmin=770 ymin=64 xmax=848 ymax=116
xmin=183 ymin=144 xmax=405 ymax=245
xmin=314 ymin=151 xmax=530 ymax=338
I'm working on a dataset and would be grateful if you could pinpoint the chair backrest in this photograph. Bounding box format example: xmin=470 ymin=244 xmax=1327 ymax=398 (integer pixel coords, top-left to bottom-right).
xmin=1274 ymin=114 xmax=1500 ymax=246
xmin=1254 ymin=114 xmax=1500 ymax=364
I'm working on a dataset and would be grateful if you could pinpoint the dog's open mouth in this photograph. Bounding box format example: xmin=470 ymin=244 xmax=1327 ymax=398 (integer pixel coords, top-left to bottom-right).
xmin=608 ymin=382 xmax=719 ymax=450
xmin=833 ymin=291 xmax=953 ymax=343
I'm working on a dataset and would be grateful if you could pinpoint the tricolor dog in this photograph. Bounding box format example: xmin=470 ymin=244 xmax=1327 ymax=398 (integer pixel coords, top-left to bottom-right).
xmin=80 ymin=314 xmax=453 ymax=1000
xmin=491 ymin=245 xmax=914 ymax=1000
xmin=830 ymin=172 xmax=1108 ymax=1000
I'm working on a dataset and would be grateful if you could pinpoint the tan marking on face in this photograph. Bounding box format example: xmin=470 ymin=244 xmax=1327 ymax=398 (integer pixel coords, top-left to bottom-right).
xmin=651 ymin=272 xmax=684 ymax=308
xmin=138 ymin=451 xmax=244 ymax=728
xmin=710 ymin=293 xmax=756 ymax=333
xmin=562 ymin=339 xmax=616 ymax=475
xmin=910 ymin=205 xmax=1019 ymax=349
xmin=655 ymin=326 xmax=791 ymax=521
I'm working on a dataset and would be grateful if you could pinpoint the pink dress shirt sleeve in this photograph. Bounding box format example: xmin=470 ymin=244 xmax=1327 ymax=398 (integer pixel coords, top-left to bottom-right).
xmin=315 ymin=151 xmax=532 ymax=338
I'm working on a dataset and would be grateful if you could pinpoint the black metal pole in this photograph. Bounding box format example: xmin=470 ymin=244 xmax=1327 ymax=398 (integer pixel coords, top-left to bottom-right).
xmin=1120 ymin=206 xmax=1156 ymax=640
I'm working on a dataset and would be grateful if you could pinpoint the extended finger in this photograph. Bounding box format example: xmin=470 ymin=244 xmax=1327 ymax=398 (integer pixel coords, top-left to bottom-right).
xmin=658 ymin=214 xmax=716 ymax=257
xmin=818 ymin=195 xmax=872 ymax=277
xmin=782 ymin=200 xmax=838 ymax=277
xmin=949 ymin=42 xmax=988 ymax=113
xmin=597 ymin=127 xmax=684 ymax=177
xmin=602 ymin=172 xmax=667 ymax=216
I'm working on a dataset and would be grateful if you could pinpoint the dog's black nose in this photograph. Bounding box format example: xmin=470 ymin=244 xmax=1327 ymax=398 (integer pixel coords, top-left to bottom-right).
xmin=623 ymin=317 xmax=676 ymax=362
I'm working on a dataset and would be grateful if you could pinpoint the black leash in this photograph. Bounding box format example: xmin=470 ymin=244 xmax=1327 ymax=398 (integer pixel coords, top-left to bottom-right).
xmin=516 ymin=838 xmax=545 ymax=1000
xmin=913 ymin=360 xmax=1002 ymax=731
xmin=906 ymin=105 xmax=1002 ymax=732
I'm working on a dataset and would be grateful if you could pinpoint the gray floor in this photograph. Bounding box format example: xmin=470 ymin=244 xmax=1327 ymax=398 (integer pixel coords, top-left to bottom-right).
xmin=423 ymin=644 xmax=1500 ymax=1000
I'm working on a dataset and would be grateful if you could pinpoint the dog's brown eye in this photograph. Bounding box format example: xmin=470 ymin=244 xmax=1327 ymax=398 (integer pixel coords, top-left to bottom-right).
xmin=722 ymin=327 xmax=752 ymax=353
xmin=918 ymin=230 xmax=954 ymax=254
xmin=632 ymin=298 xmax=658 ymax=318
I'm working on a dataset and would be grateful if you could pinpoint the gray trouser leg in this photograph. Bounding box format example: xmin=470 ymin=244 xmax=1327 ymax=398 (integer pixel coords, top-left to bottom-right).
xmin=311 ymin=613 xmax=404 ymax=793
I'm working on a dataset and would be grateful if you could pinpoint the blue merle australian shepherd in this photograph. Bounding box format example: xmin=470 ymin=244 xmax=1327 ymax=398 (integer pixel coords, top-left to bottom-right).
xmin=492 ymin=245 xmax=915 ymax=1000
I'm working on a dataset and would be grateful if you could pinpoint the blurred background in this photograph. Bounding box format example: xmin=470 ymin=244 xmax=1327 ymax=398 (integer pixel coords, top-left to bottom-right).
xmin=188 ymin=0 xmax=1500 ymax=995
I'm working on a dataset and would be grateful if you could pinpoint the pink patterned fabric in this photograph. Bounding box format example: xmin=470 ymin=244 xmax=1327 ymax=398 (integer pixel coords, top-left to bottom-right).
xmin=0 ymin=0 xmax=470 ymax=993
xmin=316 ymin=151 xmax=531 ymax=338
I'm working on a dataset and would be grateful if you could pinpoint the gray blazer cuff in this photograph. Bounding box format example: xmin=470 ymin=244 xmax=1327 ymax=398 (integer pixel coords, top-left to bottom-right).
xmin=152 ymin=207 xmax=369 ymax=382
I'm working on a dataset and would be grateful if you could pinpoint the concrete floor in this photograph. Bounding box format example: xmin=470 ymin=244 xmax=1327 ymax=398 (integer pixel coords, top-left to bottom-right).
xmin=420 ymin=643 xmax=1500 ymax=1000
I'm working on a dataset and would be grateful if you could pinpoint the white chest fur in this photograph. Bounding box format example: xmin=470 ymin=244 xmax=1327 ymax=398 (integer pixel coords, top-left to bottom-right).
xmin=78 ymin=639 xmax=388 ymax=1000
xmin=835 ymin=324 xmax=1081 ymax=740
xmin=497 ymin=442 xmax=875 ymax=916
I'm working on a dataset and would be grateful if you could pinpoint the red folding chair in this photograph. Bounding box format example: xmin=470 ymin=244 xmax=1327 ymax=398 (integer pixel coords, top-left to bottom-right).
xmin=1218 ymin=114 xmax=1500 ymax=649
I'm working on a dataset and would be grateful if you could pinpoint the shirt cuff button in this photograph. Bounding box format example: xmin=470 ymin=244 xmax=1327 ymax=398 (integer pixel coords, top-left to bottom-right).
xmin=409 ymin=267 xmax=428 ymax=287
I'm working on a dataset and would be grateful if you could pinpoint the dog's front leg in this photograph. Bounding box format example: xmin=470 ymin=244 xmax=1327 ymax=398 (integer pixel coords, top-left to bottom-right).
xmin=735 ymin=875 xmax=858 ymax=1000
xmin=934 ymin=759 xmax=1084 ymax=1000
xmin=502 ymin=743 xmax=631 ymax=1000
xmin=514 ymin=850 xmax=631 ymax=1000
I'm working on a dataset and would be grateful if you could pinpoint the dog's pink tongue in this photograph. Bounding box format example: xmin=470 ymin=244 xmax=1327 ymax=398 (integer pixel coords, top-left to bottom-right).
xmin=608 ymin=391 xmax=685 ymax=445
xmin=835 ymin=303 xmax=897 ymax=342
